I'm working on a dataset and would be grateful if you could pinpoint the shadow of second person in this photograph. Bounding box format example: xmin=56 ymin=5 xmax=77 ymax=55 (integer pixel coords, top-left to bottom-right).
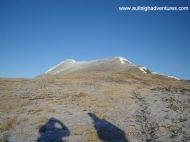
xmin=88 ymin=113 xmax=128 ymax=142
xmin=37 ymin=117 xmax=70 ymax=142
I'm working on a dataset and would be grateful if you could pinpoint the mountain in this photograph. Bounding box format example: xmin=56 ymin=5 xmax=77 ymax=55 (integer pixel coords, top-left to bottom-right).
xmin=43 ymin=56 xmax=178 ymax=80
xmin=0 ymin=56 xmax=189 ymax=142
xmin=44 ymin=57 xmax=139 ymax=75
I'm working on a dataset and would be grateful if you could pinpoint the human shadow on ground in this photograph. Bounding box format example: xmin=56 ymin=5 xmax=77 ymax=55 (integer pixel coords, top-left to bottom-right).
xmin=88 ymin=112 xmax=128 ymax=142
xmin=37 ymin=117 xmax=70 ymax=142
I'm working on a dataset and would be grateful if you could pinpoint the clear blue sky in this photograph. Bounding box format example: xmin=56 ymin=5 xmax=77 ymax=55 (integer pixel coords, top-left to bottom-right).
xmin=0 ymin=0 xmax=190 ymax=79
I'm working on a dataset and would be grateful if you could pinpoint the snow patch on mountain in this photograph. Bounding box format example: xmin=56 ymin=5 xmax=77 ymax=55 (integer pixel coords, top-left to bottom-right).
xmin=167 ymin=76 xmax=180 ymax=80
xmin=118 ymin=57 xmax=133 ymax=65
xmin=45 ymin=59 xmax=76 ymax=74
xmin=139 ymin=66 xmax=148 ymax=74
xmin=152 ymin=72 xmax=180 ymax=80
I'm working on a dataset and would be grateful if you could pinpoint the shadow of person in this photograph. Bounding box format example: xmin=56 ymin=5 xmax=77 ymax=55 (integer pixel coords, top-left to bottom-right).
xmin=88 ymin=113 xmax=128 ymax=142
xmin=37 ymin=117 xmax=70 ymax=142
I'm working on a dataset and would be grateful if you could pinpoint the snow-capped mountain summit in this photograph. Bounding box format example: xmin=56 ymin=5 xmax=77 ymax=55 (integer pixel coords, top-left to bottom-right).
xmin=43 ymin=56 xmax=180 ymax=80
xmin=44 ymin=57 xmax=137 ymax=75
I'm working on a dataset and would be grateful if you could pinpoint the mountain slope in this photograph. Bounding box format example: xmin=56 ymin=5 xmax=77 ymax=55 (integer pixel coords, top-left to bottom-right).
xmin=0 ymin=57 xmax=189 ymax=142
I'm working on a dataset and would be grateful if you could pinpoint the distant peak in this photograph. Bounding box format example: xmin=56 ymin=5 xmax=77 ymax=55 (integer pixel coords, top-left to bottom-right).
xmin=43 ymin=57 xmax=180 ymax=80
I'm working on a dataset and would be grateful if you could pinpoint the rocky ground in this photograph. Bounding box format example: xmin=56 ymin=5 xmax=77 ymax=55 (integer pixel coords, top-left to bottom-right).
xmin=0 ymin=71 xmax=190 ymax=142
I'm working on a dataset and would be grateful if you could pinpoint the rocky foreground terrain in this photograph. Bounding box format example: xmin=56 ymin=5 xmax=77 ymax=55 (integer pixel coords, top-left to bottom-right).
xmin=0 ymin=57 xmax=190 ymax=142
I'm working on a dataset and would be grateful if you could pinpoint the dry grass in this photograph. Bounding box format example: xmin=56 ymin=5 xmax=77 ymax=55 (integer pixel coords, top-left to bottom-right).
xmin=0 ymin=72 xmax=189 ymax=141
xmin=0 ymin=98 xmax=29 ymax=112
xmin=31 ymin=116 xmax=49 ymax=126
xmin=69 ymin=123 xmax=100 ymax=142
xmin=116 ymin=72 xmax=144 ymax=81
xmin=0 ymin=115 xmax=18 ymax=131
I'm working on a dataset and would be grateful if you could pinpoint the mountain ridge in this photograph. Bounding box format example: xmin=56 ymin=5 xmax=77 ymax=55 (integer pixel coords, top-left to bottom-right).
xmin=43 ymin=56 xmax=180 ymax=80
